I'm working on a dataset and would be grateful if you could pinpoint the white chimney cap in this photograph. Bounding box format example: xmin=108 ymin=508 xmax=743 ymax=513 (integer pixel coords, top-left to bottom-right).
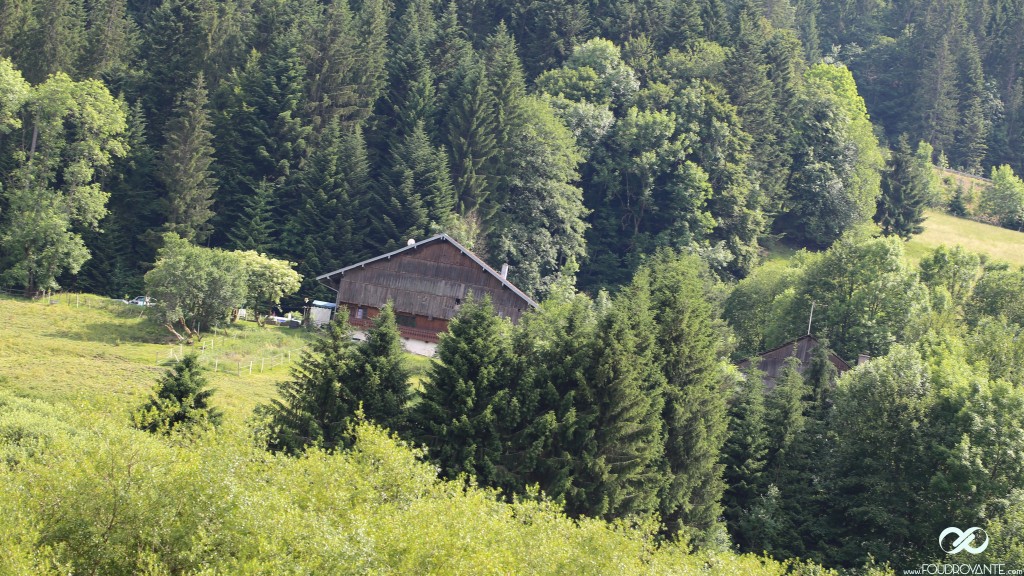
xmin=407 ymin=238 xmax=416 ymax=246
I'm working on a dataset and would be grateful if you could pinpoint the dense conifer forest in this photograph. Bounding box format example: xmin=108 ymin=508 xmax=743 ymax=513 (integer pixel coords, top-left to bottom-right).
xmin=5 ymin=0 xmax=1024 ymax=572
xmin=5 ymin=0 xmax=1019 ymax=300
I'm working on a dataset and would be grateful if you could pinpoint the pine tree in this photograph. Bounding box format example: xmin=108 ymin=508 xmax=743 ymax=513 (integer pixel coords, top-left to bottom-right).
xmin=226 ymin=179 xmax=276 ymax=253
xmin=446 ymin=54 xmax=497 ymax=216
xmin=81 ymin=0 xmax=138 ymax=81
xmin=763 ymin=358 xmax=809 ymax=488
xmin=134 ymin=354 xmax=222 ymax=434
xmin=721 ymin=365 xmax=768 ymax=549
xmin=411 ymin=296 xmax=511 ymax=484
xmin=875 ymin=134 xmax=928 ymax=239
xmin=430 ymin=1 xmax=473 ymax=109
xmin=954 ymin=34 xmax=989 ymax=172
xmin=916 ymin=32 xmax=960 ymax=156
xmin=139 ymin=0 xmax=219 ymax=135
xmin=647 ymin=251 xmax=728 ymax=542
xmin=281 ymin=120 xmax=363 ymax=299
xmin=159 ymin=73 xmax=217 ymax=244
xmin=15 ymin=0 xmax=85 ymax=83
xmin=378 ymin=0 xmax=436 ymax=142
xmin=0 ymin=0 xmax=31 ymax=57
xmin=211 ymin=35 xmax=310 ymax=245
xmin=305 ymin=0 xmax=389 ymax=130
xmin=565 ymin=268 xmax=667 ymax=520
xmin=723 ymin=2 xmax=785 ymax=212
xmin=388 ymin=121 xmax=455 ymax=238
xmin=502 ymin=288 xmax=598 ymax=499
xmin=485 ymin=24 xmax=528 ymax=216
xmin=76 ymin=100 xmax=160 ymax=296
xmin=348 ymin=303 xmax=412 ymax=434
xmin=263 ymin=320 xmax=359 ymax=453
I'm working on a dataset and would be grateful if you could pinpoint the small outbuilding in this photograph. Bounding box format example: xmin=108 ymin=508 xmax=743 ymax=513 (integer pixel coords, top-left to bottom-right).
xmin=316 ymin=234 xmax=537 ymax=343
xmin=737 ymin=334 xmax=852 ymax=389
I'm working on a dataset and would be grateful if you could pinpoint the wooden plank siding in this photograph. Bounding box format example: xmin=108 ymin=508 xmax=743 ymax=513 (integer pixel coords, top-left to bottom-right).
xmin=318 ymin=235 xmax=537 ymax=342
xmin=342 ymin=305 xmax=448 ymax=343
xmin=334 ymin=241 xmax=530 ymax=323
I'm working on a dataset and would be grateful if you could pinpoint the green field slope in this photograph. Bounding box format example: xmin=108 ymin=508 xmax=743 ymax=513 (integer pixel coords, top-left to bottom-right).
xmin=0 ymin=294 xmax=873 ymax=575
xmin=0 ymin=294 xmax=316 ymax=421
xmin=906 ymin=209 xmax=1024 ymax=266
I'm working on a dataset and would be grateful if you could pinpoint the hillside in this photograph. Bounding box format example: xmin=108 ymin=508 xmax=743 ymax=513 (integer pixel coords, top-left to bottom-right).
xmin=0 ymin=293 xmax=862 ymax=575
xmin=0 ymin=294 xmax=315 ymax=420
xmin=906 ymin=209 xmax=1024 ymax=266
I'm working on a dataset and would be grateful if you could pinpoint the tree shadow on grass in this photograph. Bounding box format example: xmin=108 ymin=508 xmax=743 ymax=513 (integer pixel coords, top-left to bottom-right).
xmin=42 ymin=320 xmax=171 ymax=346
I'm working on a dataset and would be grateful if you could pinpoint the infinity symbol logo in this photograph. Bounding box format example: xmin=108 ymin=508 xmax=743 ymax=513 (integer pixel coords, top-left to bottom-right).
xmin=939 ymin=527 xmax=989 ymax=554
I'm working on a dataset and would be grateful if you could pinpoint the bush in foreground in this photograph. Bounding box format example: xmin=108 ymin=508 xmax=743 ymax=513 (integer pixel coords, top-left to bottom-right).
xmin=0 ymin=392 xmax=871 ymax=575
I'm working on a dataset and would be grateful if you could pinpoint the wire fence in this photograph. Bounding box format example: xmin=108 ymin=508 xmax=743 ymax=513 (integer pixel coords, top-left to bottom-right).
xmin=154 ymin=342 xmax=303 ymax=376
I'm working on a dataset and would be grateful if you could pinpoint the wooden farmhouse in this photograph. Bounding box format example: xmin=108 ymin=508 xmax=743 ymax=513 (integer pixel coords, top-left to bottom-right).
xmin=737 ymin=334 xmax=852 ymax=389
xmin=316 ymin=234 xmax=538 ymax=343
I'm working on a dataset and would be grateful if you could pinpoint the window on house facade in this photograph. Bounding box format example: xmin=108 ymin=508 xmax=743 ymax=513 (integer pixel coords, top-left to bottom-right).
xmin=396 ymin=313 xmax=416 ymax=328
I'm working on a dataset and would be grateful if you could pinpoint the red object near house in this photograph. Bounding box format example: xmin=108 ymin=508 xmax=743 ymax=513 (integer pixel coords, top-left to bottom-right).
xmin=316 ymin=234 xmax=537 ymax=342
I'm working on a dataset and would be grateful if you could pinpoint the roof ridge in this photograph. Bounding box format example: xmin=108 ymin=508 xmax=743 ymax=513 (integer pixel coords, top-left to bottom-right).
xmin=316 ymin=234 xmax=538 ymax=309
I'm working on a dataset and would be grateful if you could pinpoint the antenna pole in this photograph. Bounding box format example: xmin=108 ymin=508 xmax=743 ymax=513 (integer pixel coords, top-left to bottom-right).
xmin=807 ymin=301 xmax=816 ymax=335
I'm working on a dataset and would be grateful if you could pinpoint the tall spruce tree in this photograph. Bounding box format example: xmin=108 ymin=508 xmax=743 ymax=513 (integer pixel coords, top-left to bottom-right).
xmin=81 ymin=0 xmax=138 ymax=81
xmin=263 ymin=319 xmax=359 ymax=454
xmin=763 ymin=358 xmax=809 ymax=489
xmin=502 ymin=287 xmax=598 ymax=500
xmin=280 ymin=120 xmax=363 ymax=300
xmin=138 ymin=0 xmax=220 ymax=135
xmin=647 ymin=251 xmax=728 ymax=542
xmin=485 ymin=24 xmax=528 ymax=218
xmin=721 ymin=365 xmax=768 ymax=550
xmin=15 ymin=0 xmax=86 ymax=84
xmin=377 ymin=0 xmax=436 ymax=143
xmin=347 ymin=304 xmax=412 ymax=434
xmin=875 ymin=134 xmax=928 ymax=239
xmin=564 ymin=268 xmax=667 ymax=520
xmin=305 ymin=0 xmax=389 ymax=131
xmin=446 ymin=54 xmax=497 ymax=216
xmin=159 ymin=73 xmax=217 ymax=244
xmin=226 ymin=178 xmax=276 ymax=253
xmin=723 ymin=3 xmax=785 ymax=212
xmin=429 ymin=1 xmax=473 ymax=110
xmin=411 ymin=296 xmax=512 ymax=485
xmin=211 ymin=35 xmax=310 ymax=245
xmin=76 ymin=100 xmax=160 ymax=297
xmin=388 ymin=121 xmax=456 ymax=234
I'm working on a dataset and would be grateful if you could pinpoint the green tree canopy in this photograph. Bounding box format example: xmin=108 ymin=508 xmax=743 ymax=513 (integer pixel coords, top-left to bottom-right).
xmin=0 ymin=64 xmax=128 ymax=294
xmin=133 ymin=353 xmax=222 ymax=434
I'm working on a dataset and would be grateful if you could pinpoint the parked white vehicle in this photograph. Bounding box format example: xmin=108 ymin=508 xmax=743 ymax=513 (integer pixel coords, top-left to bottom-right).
xmin=125 ymin=296 xmax=153 ymax=306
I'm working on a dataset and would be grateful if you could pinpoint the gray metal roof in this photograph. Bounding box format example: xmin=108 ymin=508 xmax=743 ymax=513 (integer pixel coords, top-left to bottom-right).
xmin=316 ymin=234 xmax=538 ymax=309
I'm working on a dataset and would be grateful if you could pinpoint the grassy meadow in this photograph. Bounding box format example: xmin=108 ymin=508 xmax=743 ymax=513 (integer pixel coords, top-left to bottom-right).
xmin=906 ymin=209 xmax=1024 ymax=265
xmin=0 ymin=294 xmax=438 ymax=423
xmin=1 ymin=293 xmax=870 ymax=575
